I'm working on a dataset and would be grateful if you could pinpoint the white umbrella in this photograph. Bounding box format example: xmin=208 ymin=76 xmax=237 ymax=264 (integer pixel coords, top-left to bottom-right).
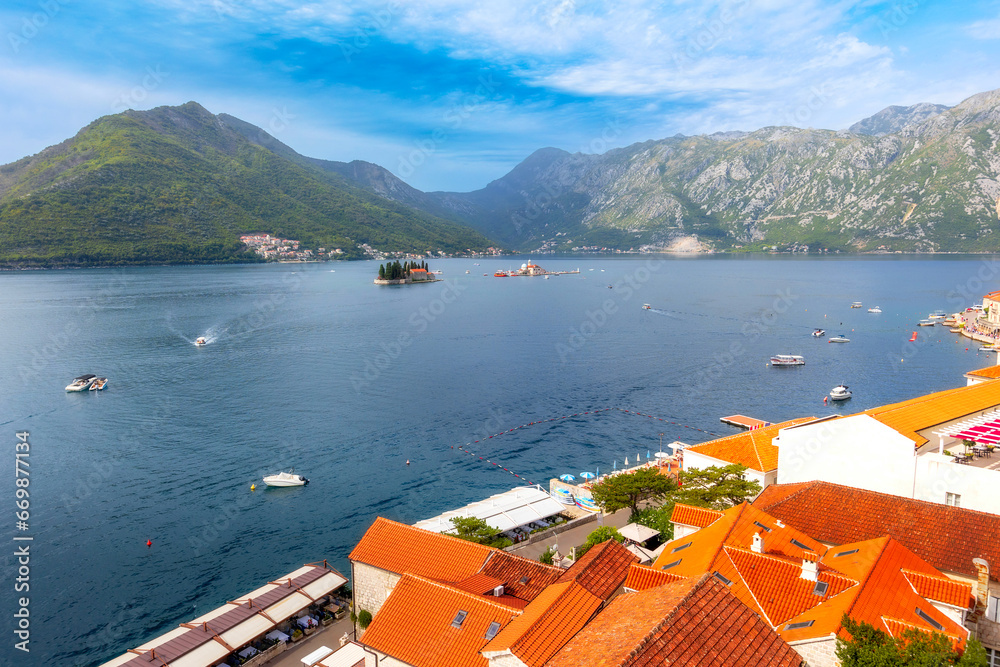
xmin=625 ymin=456 xmax=629 ymax=466
xmin=559 ymin=474 xmax=576 ymax=482
xmin=580 ymin=472 xmax=596 ymax=479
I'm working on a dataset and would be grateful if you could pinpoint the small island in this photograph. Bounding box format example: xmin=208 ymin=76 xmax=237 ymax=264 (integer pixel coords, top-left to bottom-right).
xmin=374 ymin=260 xmax=441 ymax=285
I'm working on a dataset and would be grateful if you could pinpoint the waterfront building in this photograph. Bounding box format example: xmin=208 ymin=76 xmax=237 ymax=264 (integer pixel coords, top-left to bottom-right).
xmin=646 ymin=502 xmax=977 ymax=667
xmin=774 ymin=379 xmax=1000 ymax=514
xmin=681 ymin=417 xmax=815 ymax=490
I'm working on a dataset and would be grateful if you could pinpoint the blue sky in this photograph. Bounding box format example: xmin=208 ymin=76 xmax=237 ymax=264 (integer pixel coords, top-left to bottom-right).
xmin=1 ymin=1 xmax=999 ymax=191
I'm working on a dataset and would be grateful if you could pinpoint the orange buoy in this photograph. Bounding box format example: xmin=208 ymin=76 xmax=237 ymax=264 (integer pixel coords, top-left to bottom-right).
xmin=146 ymin=539 xmax=152 ymax=548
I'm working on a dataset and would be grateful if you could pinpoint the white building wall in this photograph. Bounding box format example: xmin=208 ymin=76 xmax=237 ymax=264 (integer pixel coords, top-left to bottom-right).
xmin=789 ymin=636 xmax=839 ymax=667
xmin=485 ymin=651 xmax=529 ymax=667
xmin=672 ymin=523 xmax=700 ymax=540
xmin=775 ymin=415 xmax=1000 ymax=515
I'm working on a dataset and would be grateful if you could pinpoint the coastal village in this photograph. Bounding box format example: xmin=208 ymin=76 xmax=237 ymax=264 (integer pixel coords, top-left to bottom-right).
xmin=101 ymin=297 xmax=1000 ymax=667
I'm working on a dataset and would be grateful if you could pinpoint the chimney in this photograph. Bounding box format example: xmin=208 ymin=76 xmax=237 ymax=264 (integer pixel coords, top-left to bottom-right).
xmin=801 ymin=552 xmax=819 ymax=582
xmin=970 ymin=558 xmax=991 ymax=622
xmin=751 ymin=532 xmax=763 ymax=554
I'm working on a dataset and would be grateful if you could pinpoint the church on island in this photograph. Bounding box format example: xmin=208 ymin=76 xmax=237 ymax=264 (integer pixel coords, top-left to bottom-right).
xmin=374 ymin=260 xmax=440 ymax=285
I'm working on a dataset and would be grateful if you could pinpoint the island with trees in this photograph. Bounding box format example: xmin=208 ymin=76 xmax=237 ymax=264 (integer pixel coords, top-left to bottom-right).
xmin=374 ymin=260 xmax=440 ymax=285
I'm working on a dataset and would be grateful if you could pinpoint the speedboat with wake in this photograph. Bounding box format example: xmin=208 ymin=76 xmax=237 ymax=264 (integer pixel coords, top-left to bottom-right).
xmin=262 ymin=471 xmax=309 ymax=487
xmin=829 ymin=385 xmax=852 ymax=401
xmin=194 ymin=337 xmax=207 ymax=346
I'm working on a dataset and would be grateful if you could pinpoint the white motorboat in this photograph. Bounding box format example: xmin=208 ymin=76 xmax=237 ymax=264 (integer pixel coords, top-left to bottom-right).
xmin=828 ymin=335 xmax=850 ymax=343
xmin=194 ymin=337 xmax=207 ymax=346
xmin=771 ymin=355 xmax=805 ymax=366
xmin=918 ymin=319 xmax=935 ymax=326
xmin=66 ymin=374 xmax=96 ymax=391
xmin=89 ymin=377 xmax=108 ymax=391
xmin=850 ymin=302 xmax=863 ymax=308
xmin=262 ymin=471 xmax=309 ymax=487
xmin=929 ymin=311 xmax=947 ymax=319
xmin=643 ymin=304 xmax=652 ymax=310
xmin=829 ymin=385 xmax=852 ymax=401
xmin=868 ymin=306 xmax=882 ymax=313
xmin=812 ymin=329 xmax=825 ymax=337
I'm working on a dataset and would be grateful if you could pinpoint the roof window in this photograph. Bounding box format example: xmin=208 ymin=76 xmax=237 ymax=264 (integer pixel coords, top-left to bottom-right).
xmin=485 ymin=621 xmax=501 ymax=640
xmin=915 ymin=607 xmax=944 ymax=631
xmin=753 ymin=521 xmax=772 ymax=532
xmin=671 ymin=542 xmax=693 ymax=553
xmin=790 ymin=539 xmax=811 ymax=550
xmin=713 ymin=572 xmax=733 ymax=586
xmin=661 ymin=559 xmax=682 ymax=570
xmin=834 ymin=548 xmax=859 ymax=557
xmin=785 ymin=620 xmax=815 ymax=630
xmin=451 ymin=610 xmax=468 ymax=628
xmin=812 ymin=581 xmax=829 ymax=596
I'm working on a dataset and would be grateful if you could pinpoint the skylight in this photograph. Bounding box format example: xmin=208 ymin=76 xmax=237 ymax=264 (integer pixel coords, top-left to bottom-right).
xmin=753 ymin=520 xmax=772 ymax=532
xmin=813 ymin=581 xmax=829 ymax=596
xmin=713 ymin=571 xmax=733 ymax=586
xmin=915 ymin=607 xmax=944 ymax=631
xmin=671 ymin=542 xmax=693 ymax=553
xmin=661 ymin=559 xmax=682 ymax=570
xmin=790 ymin=539 xmax=810 ymax=550
xmin=485 ymin=621 xmax=501 ymax=640
xmin=834 ymin=548 xmax=859 ymax=557
xmin=786 ymin=620 xmax=815 ymax=630
xmin=518 ymin=576 xmax=530 ymax=585
xmin=451 ymin=610 xmax=468 ymax=628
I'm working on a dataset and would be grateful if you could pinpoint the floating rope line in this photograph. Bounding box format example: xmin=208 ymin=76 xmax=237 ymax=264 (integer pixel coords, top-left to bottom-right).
xmin=453 ymin=407 xmax=722 ymax=484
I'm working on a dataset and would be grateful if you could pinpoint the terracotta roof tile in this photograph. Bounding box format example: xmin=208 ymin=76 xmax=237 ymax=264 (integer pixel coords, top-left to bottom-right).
xmin=685 ymin=418 xmax=814 ymax=472
xmin=965 ymin=365 xmax=1000 ymax=380
xmin=556 ymin=540 xmax=639 ymax=600
xmin=670 ymin=503 xmax=724 ymax=529
xmin=360 ymin=574 xmax=520 ymax=667
xmin=349 ymin=517 xmax=493 ymax=583
xmin=546 ymin=575 xmax=804 ymax=667
xmin=882 ymin=617 xmax=964 ymax=650
xmin=622 ymin=563 xmax=688 ymax=591
xmin=454 ymin=574 xmax=505 ymax=595
xmin=901 ymin=570 xmax=974 ymax=608
xmin=482 ymin=581 xmax=602 ymax=667
xmin=479 ymin=551 xmax=564 ymax=602
xmin=856 ymin=380 xmax=1000 ymax=446
xmin=754 ymin=481 xmax=1000 ymax=583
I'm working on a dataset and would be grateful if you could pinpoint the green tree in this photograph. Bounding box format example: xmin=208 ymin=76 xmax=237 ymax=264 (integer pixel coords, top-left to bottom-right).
xmin=676 ymin=464 xmax=762 ymax=509
xmin=446 ymin=516 xmax=512 ymax=549
xmin=590 ymin=467 xmax=677 ymax=516
xmin=378 ymin=263 xmax=385 ymax=279
xmin=539 ymin=545 xmax=556 ymax=565
xmin=575 ymin=526 xmax=624 ymax=559
xmin=836 ymin=615 xmax=987 ymax=666
xmin=357 ymin=609 xmax=373 ymax=630
xmin=630 ymin=502 xmax=676 ymax=541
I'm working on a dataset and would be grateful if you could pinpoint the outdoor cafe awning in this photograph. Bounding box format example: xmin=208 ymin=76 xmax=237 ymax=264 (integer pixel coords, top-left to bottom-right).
xmin=100 ymin=562 xmax=346 ymax=667
xmin=413 ymin=485 xmax=565 ymax=534
xmin=938 ymin=413 xmax=1000 ymax=445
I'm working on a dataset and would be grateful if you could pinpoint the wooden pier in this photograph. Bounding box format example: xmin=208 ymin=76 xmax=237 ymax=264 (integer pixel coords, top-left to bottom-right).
xmin=720 ymin=414 xmax=771 ymax=430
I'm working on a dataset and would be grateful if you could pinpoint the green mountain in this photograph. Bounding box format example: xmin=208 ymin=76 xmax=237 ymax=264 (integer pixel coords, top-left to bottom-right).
xmin=335 ymin=89 xmax=1000 ymax=253
xmin=0 ymin=102 xmax=496 ymax=266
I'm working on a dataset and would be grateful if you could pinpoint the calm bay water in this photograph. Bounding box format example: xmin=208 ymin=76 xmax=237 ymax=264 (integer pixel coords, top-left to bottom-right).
xmin=1 ymin=255 xmax=997 ymax=665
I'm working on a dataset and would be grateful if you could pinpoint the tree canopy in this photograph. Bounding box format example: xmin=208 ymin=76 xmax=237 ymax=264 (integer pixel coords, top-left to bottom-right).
xmin=574 ymin=526 xmax=624 ymax=559
xmin=446 ymin=516 xmax=512 ymax=549
xmin=589 ymin=467 xmax=677 ymax=516
xmin=835 ymin=615 xmax=987 ymax=666
xmin=675 ymin=463 xmax=762 ymax=509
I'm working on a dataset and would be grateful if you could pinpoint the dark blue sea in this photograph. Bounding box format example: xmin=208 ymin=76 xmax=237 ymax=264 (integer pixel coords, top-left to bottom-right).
xmin=1 ymin=255 xmax=998 ymax=665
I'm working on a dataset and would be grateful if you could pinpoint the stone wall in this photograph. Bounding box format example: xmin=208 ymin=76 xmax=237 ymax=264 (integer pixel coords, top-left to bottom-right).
xmin=790 ymin=637 xmax=838 ymax=667
xmin=353 ymin=562 xmax=400 ymax=623
xmin=979 ymin=618 xmax=1000 ymax=651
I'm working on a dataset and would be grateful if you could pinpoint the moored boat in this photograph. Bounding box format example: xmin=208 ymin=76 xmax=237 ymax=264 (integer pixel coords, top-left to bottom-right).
xmin=929 ymin=311 xmax=947 ymax=319
xmin=850 ymin=302 xmax=863 ymax=308
xmin=829 ymin=385 xmax=852 ymax=401
xmin=89 ymin=377 xmax=108 ymax=391
xmin=574 ymin=496 xmax=599 ymax=512
xmin=262 ymin=471 xmax=308 ymax=487
xmin=65 ymin=374 xmax=96 ymax=391
xmin=868 ymin=306 xmax=882 ymax=313
xmin=918 ymin=319 xmax=935 ymax=326
xmin=770 ymin=354 xmax=805 ymax=366
xmin=552 ymin=488 xmax=575 ymax=505
xmin=828 ymin=335 xmax=850 ymax=343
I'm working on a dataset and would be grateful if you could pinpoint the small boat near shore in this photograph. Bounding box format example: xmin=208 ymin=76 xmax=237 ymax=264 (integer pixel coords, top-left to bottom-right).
xmin=574 ymin=496 xmax=599 ymax=512
xmin=929 ymin=311 xmax=947 ymax=319
xmin=552 ymin=488 xmax=575 ymax=505
xmin=262 ymin=471 xmax=308 ymax=487
xmin=918 ymin=319 xmax=935 ymax=326
xmin=65 ymin=374 xmax=97 ymax=391
xmin=771 ymin=354 xmax=805 ymax=366
xmin=829 ymin=385 xmax=852 ymax=401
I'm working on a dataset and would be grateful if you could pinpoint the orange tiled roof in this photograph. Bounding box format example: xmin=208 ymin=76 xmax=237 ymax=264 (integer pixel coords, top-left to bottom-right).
xmin=360 ymin=574 xmax=520 ymax=667
xmin=349 ymin=517 xmax=493 ymax=582
xmin=556 ymin=540 xmax=639 ymax=600
xmin=546 ymin=574 xmax=804 ymax=667
xmin=481 ymin=581 xmax=602 ymax=667
xmin=454 ymin=574 xmax=505 ymax=595
xmin=685 ymin=418 xmax=815 ymax=472
xmin=901 ymin=570 xmax=974 ymax=609
xmin=479 ymin=551 xmax=564 ymax=602
xmin=966 ymin=365 xmax=1000 ymax=379
xmin=670 ymin=503 xmax=723 ymax=529
xmin=754 ymin=481 xmax=1000 ymax=583
xmin=882 ymin=617 xmax=964 ymax=651
xmin=858 ymin=380 xmax=1000 ymax=446
xmin=622 ymin=563 xmax=688 ymax=591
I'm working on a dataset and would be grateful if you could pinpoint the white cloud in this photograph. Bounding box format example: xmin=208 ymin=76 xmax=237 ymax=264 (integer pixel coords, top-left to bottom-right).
xmin=966 ymin=15 xmax=1000 ymax=40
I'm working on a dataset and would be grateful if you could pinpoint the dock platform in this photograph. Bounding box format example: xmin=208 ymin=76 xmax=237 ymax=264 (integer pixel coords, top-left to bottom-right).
xmin=720 ymin=415 xmax=771 ymax=430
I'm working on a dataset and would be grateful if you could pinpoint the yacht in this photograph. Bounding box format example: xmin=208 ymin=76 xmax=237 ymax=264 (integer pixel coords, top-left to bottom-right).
xmin=89 ymin=377 xmax=108 ymax=391
xmin=828 ymin=335 xmax=850 ymax=343
xmin=868 ymin=306 xmax=882 ymax=313
xmin=770 ymin=355 xmax=805 ymax=366
xmin=65 ymin=374 xmax=96 ymax=392
xmin=829 ymin=385 xmax=852 ymax=401
xmin=194 ymin=337 xmax=207 ymax=346
xmin=812 ymin=329 xmax=825 ymax=337
xmin=262 ymin=471 xmax=308 ymax=487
